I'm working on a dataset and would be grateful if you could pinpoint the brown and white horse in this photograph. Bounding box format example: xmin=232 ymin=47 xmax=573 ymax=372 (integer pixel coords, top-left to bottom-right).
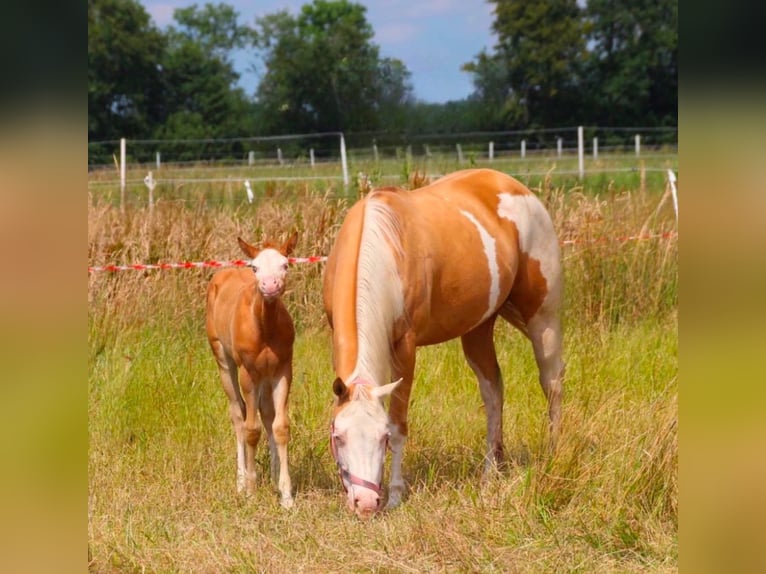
xmin=206 ymin=232 xmax=298 ymax=508
xmin=323 ymin=168 xmax=564 ymax=518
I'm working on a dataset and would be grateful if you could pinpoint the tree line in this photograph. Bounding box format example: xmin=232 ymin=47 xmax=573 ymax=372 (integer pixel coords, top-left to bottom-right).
xmin=88 ymin=0 xmax=676 ymax=154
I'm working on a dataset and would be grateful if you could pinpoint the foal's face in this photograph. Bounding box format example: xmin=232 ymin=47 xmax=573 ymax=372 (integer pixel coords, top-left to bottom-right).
xmin=249 ymin=248 xmax=289 ymax=301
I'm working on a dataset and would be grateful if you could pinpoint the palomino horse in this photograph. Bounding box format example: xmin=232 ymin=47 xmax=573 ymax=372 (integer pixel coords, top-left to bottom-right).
xmin=206 ymin=232 xmax=298 ymax=508
xmin=323 ymin=168 xmax=564 ymax=518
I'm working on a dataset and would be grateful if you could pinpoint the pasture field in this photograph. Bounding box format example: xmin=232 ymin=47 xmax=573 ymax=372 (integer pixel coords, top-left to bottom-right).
xmin=88 ymin=159 xmax=677 ymax=572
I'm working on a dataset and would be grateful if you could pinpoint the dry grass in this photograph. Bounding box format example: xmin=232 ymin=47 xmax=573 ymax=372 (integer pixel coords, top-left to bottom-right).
xmin=88 ymin=169 xmax=677 ymax=572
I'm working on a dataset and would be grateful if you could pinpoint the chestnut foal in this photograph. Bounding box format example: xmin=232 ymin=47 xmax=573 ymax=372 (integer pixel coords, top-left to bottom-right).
xmin=206 ymin=232 xmax=298 ymax=508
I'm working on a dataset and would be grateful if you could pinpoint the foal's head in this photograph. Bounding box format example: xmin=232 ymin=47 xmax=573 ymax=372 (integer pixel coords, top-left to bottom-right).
xmin=238 ymin=232 xmax=298 ymax=301
xmin=331 ymin=378 xmax=400 ymax=519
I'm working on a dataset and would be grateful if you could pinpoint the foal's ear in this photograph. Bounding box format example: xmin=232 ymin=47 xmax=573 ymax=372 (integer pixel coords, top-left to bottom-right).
xmin=332 ymin=377 xmax=347 ymax=398
xmin=372 ymin=378 xmax=402 ymax=399
xmin=282 ymin=231 xmax=298 ymax=256
xmin=237 ymin=237 xmax=259 ymax=259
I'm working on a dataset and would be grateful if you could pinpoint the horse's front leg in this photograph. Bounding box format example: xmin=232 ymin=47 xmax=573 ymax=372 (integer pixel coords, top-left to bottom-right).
xmin=387 ymin=332 xmax=416 ymax=510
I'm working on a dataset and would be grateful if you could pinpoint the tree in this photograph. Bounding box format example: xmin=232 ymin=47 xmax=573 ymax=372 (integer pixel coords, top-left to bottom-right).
xmin=88 ymin=0 xmax=165 ymax=141
xmin=584 ymin=0 xmax=677 ymax=126
xmin=251 ymin=0 xmax=413 ymax=134
xmin=158 ymin=3 xmax=254 ymax=140
xmin=486 ymin=0 xmax=587 ymax=127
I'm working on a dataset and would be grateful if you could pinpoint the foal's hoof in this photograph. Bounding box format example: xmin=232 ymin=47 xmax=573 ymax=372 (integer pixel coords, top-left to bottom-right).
xmin=280 ymin=495 xmax=295 ymax=509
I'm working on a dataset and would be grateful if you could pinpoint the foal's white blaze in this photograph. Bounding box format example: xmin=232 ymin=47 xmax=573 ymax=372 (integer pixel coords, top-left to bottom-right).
xmin=460 ymin=209 xmax=500 ymax=324
xmin=496 ymin=193 xmax=562 ymax=305
xmin=250 ymin=248 xmax=290 ymax=300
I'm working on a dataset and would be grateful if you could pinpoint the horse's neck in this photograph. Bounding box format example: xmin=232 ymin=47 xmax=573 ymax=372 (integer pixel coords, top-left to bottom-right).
xmin=251 ymin=294 xmax=282 ymax=338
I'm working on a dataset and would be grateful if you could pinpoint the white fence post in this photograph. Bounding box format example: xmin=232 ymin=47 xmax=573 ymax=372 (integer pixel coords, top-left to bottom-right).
xmin=521 ymin=139 xmax=526 ymax=158
xmin=120 ymin=137 xmax=126 ymax=210
xmin=156 ymin=151 xmax=161 ymax=170
xmin=577 ymin=126 xmax=584 ymax=179
xmin=667 ymin=169 xmax=678 ymax=223
xmin=309 ymin=148 xmax=315 ymax=168
xmin=488 ymin=141 xmax=494 ymax=161
xmin=593 ymin=137 xmax=598 ymax=159
xmin=373 ymin=142 xmax=379 ymax=162
xmin=248 ymin=151 xmax=254 ymax=166
xmin=277 ymin=147 xmax=283 ymax=166
xmin=456 ymin=143 xmax=464 ymax=163
xmin=340 ymin=133 xmax=349 ymax=187
xmin=635 ymin=134 xmax=641 ymax=156
xmin=144 ymin=171 xmax=156 ymax=212
xmin=557 ymin=137 xmax=563 ymax=157
xmin=424 ymin=144 xmax=432 ymax=158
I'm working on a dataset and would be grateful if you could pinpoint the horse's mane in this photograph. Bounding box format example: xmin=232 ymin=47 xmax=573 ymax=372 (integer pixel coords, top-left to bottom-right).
xmin=350 ymin=195 xmax=405 ymax=387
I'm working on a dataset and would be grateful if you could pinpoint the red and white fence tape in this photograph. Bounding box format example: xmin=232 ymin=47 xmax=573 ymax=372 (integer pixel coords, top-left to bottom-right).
xmin=88 ymin=256 xmax=327 ymax=274
xmin=88 ymin=232 xmax=676 ymax=274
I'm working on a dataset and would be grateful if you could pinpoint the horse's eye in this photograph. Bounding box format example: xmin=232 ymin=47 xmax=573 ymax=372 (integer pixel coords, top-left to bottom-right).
xmin=333 ymin=434 xmax=345 ymax=446
xmin=282 ymin=263 xmax=289 ymax=271
xmin=251 ymin=265 xmax=258 ymax=273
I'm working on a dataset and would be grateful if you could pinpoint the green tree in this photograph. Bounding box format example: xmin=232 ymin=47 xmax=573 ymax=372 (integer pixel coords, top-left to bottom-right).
xmin=584 ymin=0 xmax=677 ymax=126
xmin=487 ymin=0 xmax=587 ymax=127
xmin=251 ymin=0 xmax=412 ymax=135
xmin=88 ymin=0 xmax=165 ymax=141
xmin=158 ymin=3 xmax=253 ymax=140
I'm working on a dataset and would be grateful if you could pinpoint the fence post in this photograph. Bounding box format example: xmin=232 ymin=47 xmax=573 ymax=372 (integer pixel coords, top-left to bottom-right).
xmin=277 ymin=147 xmax=283 ymax=166
xmin=456 ymin=143 xmax=463 ymax=163
xmin=557 ymin=137 xmax=563 ymax=157
xmin=309 ymin=148 xmax=315 ymax=168
xmin=144 ymin=171 xmax=156 ymax=212
xmin=488 ymin=141 xmax=494 ymax=162
xmin=373 ymin=142 xmax=379 ymax=163
xmin=248 ymin=151 xmax=254 ymax=166
xmin=577 ymin=126 xmax=584 ymax=179
xmin=156 ymin=151 xmax=161 ymax=170
xmin=521 ymin=139 xmax=526 ymax=158
xmin=635 ymin=134 xmax=641 ymax=156
xmin=340 ymin=133 xmax=349 ymax=187
xmin=424 ymin=144 xmax=431 ymax=158
xmin=593 ymin=137 xmax=598 ymax=159
xmin=120 ymin=137 xmax=126 ymax=211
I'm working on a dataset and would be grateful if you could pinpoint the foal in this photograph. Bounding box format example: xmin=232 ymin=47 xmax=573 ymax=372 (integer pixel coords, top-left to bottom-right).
xmin=206 ymin=232 xmax=298 ymax=508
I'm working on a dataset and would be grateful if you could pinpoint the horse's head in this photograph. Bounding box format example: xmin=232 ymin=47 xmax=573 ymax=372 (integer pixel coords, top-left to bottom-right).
xmin=330 ymin=377 xmax=400 ymax=518
xmin=238 ymin=232 xmax=298 ymax=301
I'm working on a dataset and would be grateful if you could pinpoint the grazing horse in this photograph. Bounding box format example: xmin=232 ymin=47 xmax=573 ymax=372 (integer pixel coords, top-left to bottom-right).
xmin=206 ymin=232 xmax=298 ymax=508
xmin=323 ymin=168 xmax=564 ymax=518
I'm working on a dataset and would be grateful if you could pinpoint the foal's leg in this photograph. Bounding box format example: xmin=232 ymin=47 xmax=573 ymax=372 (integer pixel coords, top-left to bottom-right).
xmin=460 ymin=317 xmax=505 ymax=475
xmin=386 ymin=332 xmax=416 ymax=510
xmin=240 ymin=366 xmax=263 ymax=495
xmin=259 ymin=367 xmax=293 ymax=508
xmin=211 ymin=344 xmax=247 ymax=492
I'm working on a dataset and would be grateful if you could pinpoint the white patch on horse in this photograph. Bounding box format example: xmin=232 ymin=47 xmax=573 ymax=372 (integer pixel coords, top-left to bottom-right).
xmin=459 ymin=209 xmax=500 ymax=323
xmin=496 ymin=193 xmax=562 ymax=308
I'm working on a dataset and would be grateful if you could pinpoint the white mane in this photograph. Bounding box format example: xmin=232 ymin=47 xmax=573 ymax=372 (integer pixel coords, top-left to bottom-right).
xmin=349 ymin=196 xmax=405 ymax=388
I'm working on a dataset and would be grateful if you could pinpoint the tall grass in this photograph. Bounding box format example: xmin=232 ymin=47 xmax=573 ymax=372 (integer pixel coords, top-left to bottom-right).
xmin=88 ymin=168 xmax=677 ymax=572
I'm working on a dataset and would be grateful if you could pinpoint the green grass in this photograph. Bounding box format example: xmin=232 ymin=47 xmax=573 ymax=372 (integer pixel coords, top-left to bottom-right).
xmin=88 ymin=167 xmax=677 ymax=572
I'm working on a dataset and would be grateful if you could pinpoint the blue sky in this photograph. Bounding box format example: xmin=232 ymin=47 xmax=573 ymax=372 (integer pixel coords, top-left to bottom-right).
xmin=138 ymin=0 xmax=496 ymax=103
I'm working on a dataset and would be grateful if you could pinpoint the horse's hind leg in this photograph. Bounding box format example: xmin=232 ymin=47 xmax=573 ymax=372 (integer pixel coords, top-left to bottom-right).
xmin=526 ymin=307 xmax=564 ymax=448
xmin=461 ymin=316 xmax=505 ymax=475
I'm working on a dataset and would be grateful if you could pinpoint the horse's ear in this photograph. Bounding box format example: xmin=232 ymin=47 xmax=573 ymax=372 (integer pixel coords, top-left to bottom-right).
xmin=332 ymin=377 xmax=346 ymax=398
xmin=237 ymin=237 xmax=259 ymax=259
xmin=372 ymin=378 xmax=402 ymax=399
xmin=282 ymin=231 xmax=298 ymax=256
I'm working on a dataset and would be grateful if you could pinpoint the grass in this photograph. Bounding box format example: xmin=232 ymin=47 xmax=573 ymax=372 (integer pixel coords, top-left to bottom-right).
xmin=88 ymin=161 xmax=677 ymax=572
